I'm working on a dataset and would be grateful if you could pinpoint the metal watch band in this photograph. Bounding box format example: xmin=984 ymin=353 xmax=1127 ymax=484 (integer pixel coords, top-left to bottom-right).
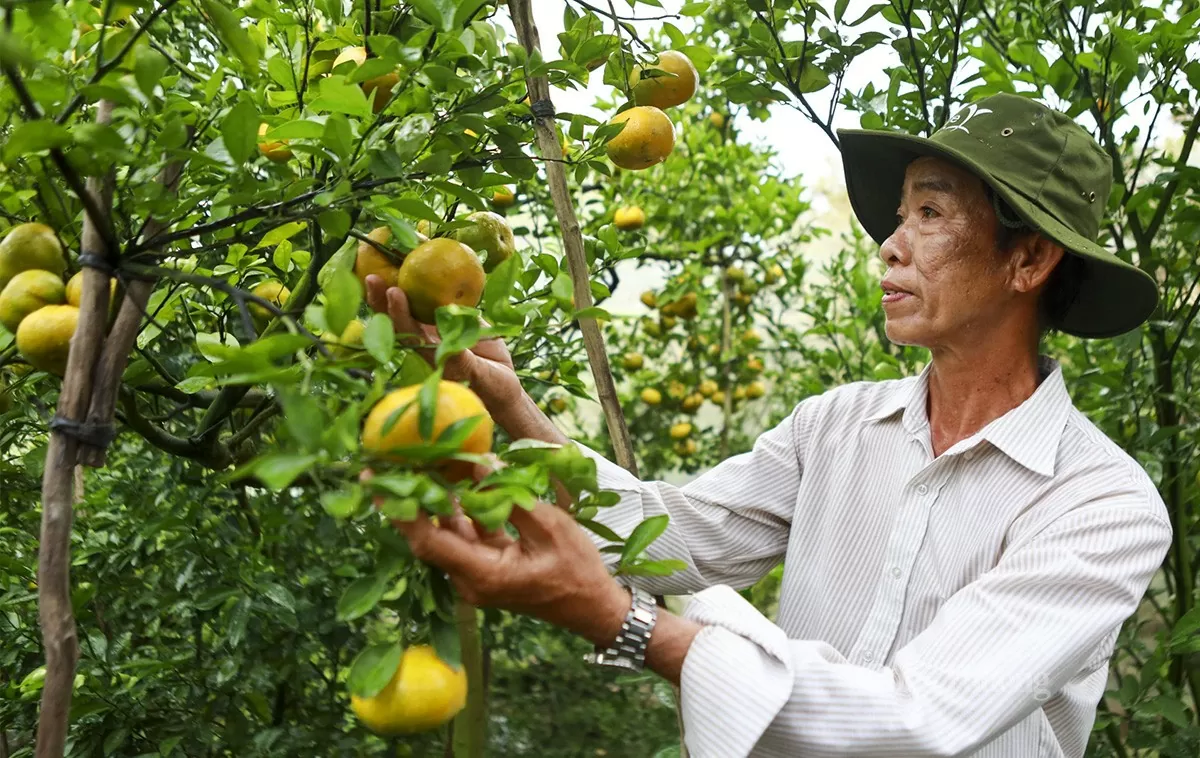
xmin=585 ymin=587 xmax=658 ymax=671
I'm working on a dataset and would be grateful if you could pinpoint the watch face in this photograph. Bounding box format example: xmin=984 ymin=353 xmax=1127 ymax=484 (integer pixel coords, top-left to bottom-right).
xmin=632 ymin=608 xmax=656 ymax=625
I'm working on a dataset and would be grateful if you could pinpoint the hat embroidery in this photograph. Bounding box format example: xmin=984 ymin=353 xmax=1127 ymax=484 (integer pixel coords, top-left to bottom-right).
xmin=940 ymin=103 xmax=993 ymax=135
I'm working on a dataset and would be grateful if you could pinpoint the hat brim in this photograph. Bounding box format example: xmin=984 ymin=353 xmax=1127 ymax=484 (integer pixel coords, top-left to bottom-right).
xmin=838 ymin=128 xmax=1158 ymax=338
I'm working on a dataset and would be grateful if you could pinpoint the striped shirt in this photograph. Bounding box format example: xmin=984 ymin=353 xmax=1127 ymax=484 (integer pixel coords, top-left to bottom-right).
xmin=581 ymin=357 xmax=1171 ymax=757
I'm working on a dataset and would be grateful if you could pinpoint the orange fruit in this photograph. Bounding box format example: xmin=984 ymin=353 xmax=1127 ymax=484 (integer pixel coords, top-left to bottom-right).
xmin=362 ymin=382 xmax=493 ymax=479
xmin=354 ymin=226 xmax=400 ymax=290
xmin=621 ymin=353 xmax=644 ymax=371
xmin=639 ymin=290 xmax=657 ymax=309
xmin=332 ymin=46 xmax=399 ymax=114
xmin=16 ymin=304 xmax=78 ymax=375
xmin=605 ymin=106 xmax=675 ymax=170
xmin=640 ymin=387 xmax=662 ymax=405
xmin=257 ymin=123 xmax=293 ymax=163
xmin=0 ymin=223 xmax=65 ymax=291
xmin=629 ymin=51 xmax=698 ymax=110
xmin=249 ymin=281 xmax=289 ymax=330
xmin=350 ymin=645 xmax=467 ymax=735
xmin=613 ymin=206 xmax=645 ymax=231
xmin=0 ymin=270 xmax=66 ymax=333
xmin=395 ymin=238 xmax=485 ymax=324
xmin=710 ymin=111 xmax=726 ymax=128
xmin=669 ymin=422 xmax=693 ymax=440
xmin=490 ymin=187 xmax=516 ymax=209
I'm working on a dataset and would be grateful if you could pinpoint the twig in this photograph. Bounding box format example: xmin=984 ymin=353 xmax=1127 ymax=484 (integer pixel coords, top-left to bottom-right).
xmin=508 ymin=0 xmax=638 ymax=476
xmin=572 ymin=0 xmax=678 ymax=21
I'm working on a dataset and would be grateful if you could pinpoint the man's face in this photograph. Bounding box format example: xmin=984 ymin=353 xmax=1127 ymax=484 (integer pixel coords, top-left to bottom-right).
xmin=878 ymin=156 xmax=1012 ymax=348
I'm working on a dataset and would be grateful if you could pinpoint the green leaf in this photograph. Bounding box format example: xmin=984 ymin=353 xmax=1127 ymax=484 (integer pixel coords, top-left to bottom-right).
xmin=318 ymin=209 xmax=351 ymax=241
xmin=417 ymin=371 xmax=441 ymax=442
xmin=322 ymin=113 xmax=354 ymax=160
xmin=347 ymin=642 xmax=403 ymax=698
xmin=256 ymin=221 xmax=308 ymax=249
xmin=321 ymin=485 xmax=363 ymax=519
xmin=261 ymin=583 xmax=296 ymax=612
xmin=620 ymin=558 xmax=688 ymax=577
xmin=1169 ymin=604 xmax=1200 ymax=649
xmin=409 ymin=0 xmax=457 ymax=31
xmin=577 ymin=518 xmax=624 ymax=543
xmin=201 ymin=0 xmax=260 ymax=69
xmin=620 ymin=514 xmax=669 ymax=564
xmin=277 ymin=391 xmax=324 ymax=450
xmin=431 ymin=614 xmax=462 ymax=669
xmin=323 ymin=267 xmax=362 ymax=337
xmin=364 ymin=313 xmax=395 ymax=363
xmin=134 ymin=45 xmax=168 ymax=97
xmin=2 ymin=122 xmax=71 ymax=163
xmin=336 ymin=575 xmax=387 ymax=621
xmin=103 ymin=727 xmax=129 ymax=756
xmin=253 ymin=453 xmax=319 ymax=491
xmin=226 ymin=596 xmax=252 ymax=648
xmin=834 ymin=0 xmax=851 ymax=22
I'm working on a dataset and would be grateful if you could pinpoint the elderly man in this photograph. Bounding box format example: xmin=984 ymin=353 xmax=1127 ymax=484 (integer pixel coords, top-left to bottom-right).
xmin=365 ymin=94 xmax=1170 ymax=757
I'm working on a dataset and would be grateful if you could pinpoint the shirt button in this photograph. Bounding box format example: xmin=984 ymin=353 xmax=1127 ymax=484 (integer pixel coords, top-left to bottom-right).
xmin=916 ymin=484 xmax=929 ymax=496
xmin=891 ymin=567 xmax=902 ymax=578
xmin=862 ymin=651 xmax=874 ymax=662
xmin=965 ymin=450 xmax=976 ymax=461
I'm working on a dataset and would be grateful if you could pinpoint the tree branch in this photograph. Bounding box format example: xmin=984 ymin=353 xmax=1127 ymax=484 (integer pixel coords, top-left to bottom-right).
xmin=1144 ymin=110 xmax=1200 ymax=242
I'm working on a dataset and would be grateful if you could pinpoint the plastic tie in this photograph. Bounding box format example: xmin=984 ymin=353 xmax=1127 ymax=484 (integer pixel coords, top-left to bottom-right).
xmin=530 ymin=98 xmax=556 ymax=119
xmin=50 ymin=415 xmax=117 ymax=449
xmin=77 ymin=251 xmax=117 ymax=276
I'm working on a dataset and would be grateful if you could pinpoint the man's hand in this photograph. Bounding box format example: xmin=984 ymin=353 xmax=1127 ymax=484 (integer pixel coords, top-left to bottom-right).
xmin=393 ymin=498 xmax=631 ymax=648
xmin=364 ymin=274 xmax=521 ymax=409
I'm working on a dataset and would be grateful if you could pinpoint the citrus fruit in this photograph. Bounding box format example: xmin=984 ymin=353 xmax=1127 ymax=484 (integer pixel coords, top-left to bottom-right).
xmin=605 ymin=106 xmax=675 ymax=170
xmin=711 ymin=390 xmax=726 ymax=405
xmin=547 ymin=396 xmax=568 ymax=415
xmin=629 ymin=51 xmax=698 ymax=110
xmin=740 ymin=278 xmax=760 ymax=295
xmin=65 ymin=271 xmax=117 ymax=309
xmin=333 ymin=46 xmax=399 ymax=114
xmin=669 ymin=422 xmax=692 ymax=440
xmin=733 ymin=385 xmax=747 ymax=401
xmin=724 ymin=266 xmax=745 ymax=282
xmin=746 ymin=380 xmax=766 ymax=399
xmin=257 ymin=123 xmax=293 ymax=163
xmin=0 ymin=223 xmax=66 ymax=291
xmin=746 ymin=355 xmax=764 ymax=374
xmin=622 ymin=353 xmax=644 ymax=371
xmin=362 ymin=381 xmax=493 ymax=480
xmin=614 ymin=206 xmax=645 ymax=231
xmin=673 ymin=439 xmax=697 ymax=457
xmin=670 ymin=292 xmax=698 ymax=320
xmin=741 ymin=328 xmax=763 ymax=347
xmin=396 ymin=238 xmax=485 ymax=324
xmin=641 ymin=317 xmax=662 ymax=337
xmin=698 ymin=379 xmax=718 ymax=397
xmin=355 ymin=226 xmax=401 ymax=291
xmin=639 ymin=290 xmax=657 ymax=309
xmin=16 ymin=304 xmax=78 ymax=375
xmin=710 ymin=111 xmax=726 ymax=129
xmin=640 ymin=387 xmax=662 ymax=405
xmin=491 ymin=187 xmax=516 ymax=209
xmin=451 ymin=211 xmax=515 ymax=273
xmin=666 ymin=380 xmax=687 ymax=400
xmin=249 ymin=281 xmax=290 ymax=329
xmin=332 ymin=319 xmax=365 ymax=359
xmin=660 ymin=314 xmax=677 ymax=329
xmin=350 ymin=645 xmax=467 ymax=736
xmin=764 ymin=263 xmax=784 ymax=285
xmin=681 ymin=393 xmax=703 ymax=413
xmin=0 ymin=270 xmax=66 ymax=333
xmin=416 ymin=219 xmax=434 ymax=237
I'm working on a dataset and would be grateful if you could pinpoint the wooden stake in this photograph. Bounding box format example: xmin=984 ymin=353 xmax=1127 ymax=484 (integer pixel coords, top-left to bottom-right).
xmin=507 ymin=0 xmax=639 ymax=477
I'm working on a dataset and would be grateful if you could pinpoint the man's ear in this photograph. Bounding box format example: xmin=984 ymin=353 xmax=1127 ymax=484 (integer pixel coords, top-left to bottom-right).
xmin=1010 ymin=235 xmax=1065 ymax=294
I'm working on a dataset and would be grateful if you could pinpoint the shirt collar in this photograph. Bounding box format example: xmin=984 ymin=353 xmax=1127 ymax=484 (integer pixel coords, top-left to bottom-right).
xmin=864 ymin=356 xmax=1073 ymax=477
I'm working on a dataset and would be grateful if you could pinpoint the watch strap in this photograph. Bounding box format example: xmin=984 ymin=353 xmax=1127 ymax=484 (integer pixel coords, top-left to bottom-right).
xmin=585 ymin=586 xmax=658 ymax=671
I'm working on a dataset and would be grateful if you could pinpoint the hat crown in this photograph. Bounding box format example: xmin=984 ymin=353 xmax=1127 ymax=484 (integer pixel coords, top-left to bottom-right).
xmin=931 ymin=94 xmax=1112 ymax=239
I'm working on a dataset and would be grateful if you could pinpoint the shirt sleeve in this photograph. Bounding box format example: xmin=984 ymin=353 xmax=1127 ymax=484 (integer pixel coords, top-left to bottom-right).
xmin=674 ymin=503 xmax=1171 ymax=757
xmin=575 ymin=396 xmax=819 ymax=596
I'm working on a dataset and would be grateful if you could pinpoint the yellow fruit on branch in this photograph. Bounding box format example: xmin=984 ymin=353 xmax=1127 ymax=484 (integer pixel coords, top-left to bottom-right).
xmin=350 ymin=645 xmax=468 ymax=736
xmin=629 ymin=51 xmax=698 ymax=110
xmin=622 ymin=352 xmax=644 ymax=371
xmin=640 ymin=290 xmax=658 ymax=309
xmin=745 ymin=355 xmax=765 ymax=374
xmin=745 ymin=380 xmax=766 ymax=399
xmin=0 ymin=223 xmax=66 ymax=292
xmin=669 ymin=292 xmax=698 ymax=320
xmin=333 ymin=46 xmax=399 ymax=114
xmin=659 ymin=314 xmax=678 ymax=329
xmin=763 ymin=263 xmax=784 ymax=285
xmin=355 ymin=226 xmax=401 ymax=291
xmin=248 ymin=280 xmax=290 ymax=330
xmin=396 ymin=238 xmax=485 ymax=324
xmin=0 ymin=270 xmax=66 ymax=333
xmin=640 ymin=387 xmax=662 ymax=405
xmin=681 ymin=393 xmax=703 ymax=413
xmin=257 ymin=123 xmax=293 ymax=163
xmin=16 ymin=304 xmax=78 ymax=375
xmin=490 ymin=187 xmax=516 ymax=209
xmin=733 ymin=385 xmax=747 ymax=401
xmin=669 ymin=422 xmax=693 ymax=440
xmin=732 ymin=292 xmax=753 ymax=308
xmin=724 ymin=265 xmax=745 ymax=282
xmin=710 ymin=390 xmax=726 ymax=405
xmin=450 ymin=211 xmax=515 ymax=273
xmin=613 ymin=206 xmax=646 ymax=231
xmin=698 ymin=379 xmax=718 ymax=397
xmin=606 ymin=106 xmax=675 ymax=170
xmin=709 ymin=111 xmax=726 ymax=129
xmin=332 ymin=319 xmax=365 ymax=359
xmin=65 ymin=271 xmax=117 ymax=309
xmin=362 ymin=381 xmax=493 ymax=481
xmin=546 ymin=396 xmax=568 ymax=415
xmin=666 ymin=380 xmax=687 ymax=400
xmin=673 ymin=438 xmax=697 ymax=457
xmin=416 ymin=219 xmax=434 ymax=237
xmin=741 ymin=328 xmax=763 ymax=347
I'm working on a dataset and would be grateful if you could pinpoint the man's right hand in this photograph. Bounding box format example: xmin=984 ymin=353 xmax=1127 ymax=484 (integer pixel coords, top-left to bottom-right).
xmin=364 ymin=274 xmax=522 ymax=411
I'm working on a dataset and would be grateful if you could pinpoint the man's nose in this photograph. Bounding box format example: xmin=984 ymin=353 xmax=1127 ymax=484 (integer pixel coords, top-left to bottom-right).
xmin=879 ymin=223 xmax=909 ymax=266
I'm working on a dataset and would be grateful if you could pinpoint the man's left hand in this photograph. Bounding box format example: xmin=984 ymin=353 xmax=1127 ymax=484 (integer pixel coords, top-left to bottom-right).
xmin=394 ymin=498 xmax=631 ymax=648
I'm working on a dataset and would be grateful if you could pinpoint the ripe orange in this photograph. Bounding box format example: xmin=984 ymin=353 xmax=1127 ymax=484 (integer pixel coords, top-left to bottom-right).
xmin=396 ymin=238 xmax=485 ymax=324
xmin=614 ymin=206 xmax=646 ymax=231
xmin=629 ymin=51 xmax=698 ymax=110
xmin=354 ymin=226 xmax=401 ymax=290
xmin=490 ymin=187 xmax=516 ymax=209
xmin=640 ymin=387 xmax=662 ymax=405
xmin=333 ymin=46 xmax=399 ymax=114
xmin=257 ymin=123 xmax=293 ymax=163
xmin=0 ymin=270 xmax=66 ymax=333
xmin=249 ymin=281 xmax=290 ymax=330
xmin=362 ymin=382 xmax=493 ymax=479
xmin=350 ymin=645 xmax=467 ymax=735
xmin=16 ymin=304 xmax=78 ymax=375
xmin=606 ymin=107 xmax=675 ymax=170
xmin=0 ymin=223 xmax=66 ymax=291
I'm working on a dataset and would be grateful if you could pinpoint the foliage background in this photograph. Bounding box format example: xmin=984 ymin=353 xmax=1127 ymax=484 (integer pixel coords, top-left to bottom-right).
xmin=2 ymin=0 xmax=1199 ymax=756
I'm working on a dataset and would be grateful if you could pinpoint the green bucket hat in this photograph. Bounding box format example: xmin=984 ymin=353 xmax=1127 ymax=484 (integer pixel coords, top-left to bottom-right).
xmin=838 ymin=93 xmax=1158 ymax=338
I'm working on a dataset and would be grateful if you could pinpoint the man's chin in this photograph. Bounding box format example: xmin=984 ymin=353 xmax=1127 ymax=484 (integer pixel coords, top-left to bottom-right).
xmin=882 ymin=320 xmax=930 ymax=349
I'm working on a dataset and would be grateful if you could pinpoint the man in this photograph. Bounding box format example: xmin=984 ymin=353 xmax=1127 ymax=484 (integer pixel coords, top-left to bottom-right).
xmin=364 ymin=94 xmax=1171 ymax=757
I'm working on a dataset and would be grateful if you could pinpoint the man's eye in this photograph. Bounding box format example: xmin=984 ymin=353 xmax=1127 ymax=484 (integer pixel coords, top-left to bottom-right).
xmin=921 ymin=206 xmax=937 ymax=219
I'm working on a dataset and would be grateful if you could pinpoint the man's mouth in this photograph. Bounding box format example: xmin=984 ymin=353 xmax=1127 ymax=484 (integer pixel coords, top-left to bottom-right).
xmin=881 ymin=280 xmax=913 ymax=305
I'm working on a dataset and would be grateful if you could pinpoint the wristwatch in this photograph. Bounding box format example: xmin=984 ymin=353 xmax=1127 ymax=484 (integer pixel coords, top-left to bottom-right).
xmin=585 ymin=586 xmax=658 ymax=671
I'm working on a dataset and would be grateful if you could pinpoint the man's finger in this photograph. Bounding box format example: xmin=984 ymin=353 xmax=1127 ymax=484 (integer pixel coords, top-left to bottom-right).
xmin=396 ymin=511 xmax=499 ymax=577
xmin=506 ymin=501 xmax=559 ymax=545
xmin=365 ymin=275 xmax=389 ymax=315
xmin=474 ymin=519 xmax=516 ymax=548
xmin=386 ymin=287 xmax=440 ymax=360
